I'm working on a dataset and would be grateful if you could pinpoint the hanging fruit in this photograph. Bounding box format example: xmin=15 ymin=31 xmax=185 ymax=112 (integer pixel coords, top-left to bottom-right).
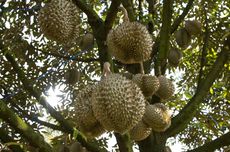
xmin=79 ymin=33 xmax=94 ymax=51
xmin=185 ymin=20 xmax=202 ymax=36
xmin=73 ymin=84 xmax=105 ymax=138
xmin=132 ymin=74 xmax=160 ymax=97
xmin=167 ymin=48 xmax=183 ymax=67
xmin=129 ymin=120 xmax=152 ymax=141
xmin=64 ymin=68 xmax=80 ymax=85
xmin=107 ymin=7 xmax=153 ymax=64
xmin=92 ymin=63 xmax=146 ymax=134
xmin=38 ymin=0 xmax=80 ymax=45
xmin=175 ymin=28 xmax=191 ymax=48
xmin=155 ymin=75 xmax=175 ymax=100
xmin=143 ymin=103 xmax=171 ymax=132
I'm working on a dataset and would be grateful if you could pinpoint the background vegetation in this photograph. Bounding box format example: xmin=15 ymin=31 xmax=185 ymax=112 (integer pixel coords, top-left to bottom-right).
xmin=0 ymin=0 xmax=229 ymax=151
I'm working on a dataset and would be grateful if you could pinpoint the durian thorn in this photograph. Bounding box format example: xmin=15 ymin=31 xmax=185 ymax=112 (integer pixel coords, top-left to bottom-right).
xmin=103 ymin=62 xmax=111 ymax=77
xmin=140 ymin=62 xmax=145 ymax=74
xmin=119 ymin=6 xmax=129 ymax=22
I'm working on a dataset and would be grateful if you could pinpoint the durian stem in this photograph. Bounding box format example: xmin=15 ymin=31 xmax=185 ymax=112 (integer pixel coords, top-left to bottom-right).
xmin=158 ymin=66 xmax=162 ymax=76
xmin=140 ymin=62 xmax=145 ymax=74
xmin=119 ymin=6 xmax=129 ymax=22
xmin=102 ymin=62 xmax=112 ymax=77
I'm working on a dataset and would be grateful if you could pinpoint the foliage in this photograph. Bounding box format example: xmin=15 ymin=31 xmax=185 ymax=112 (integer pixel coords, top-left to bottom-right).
xmin=0 ymin=0 xmax=229 ymax=152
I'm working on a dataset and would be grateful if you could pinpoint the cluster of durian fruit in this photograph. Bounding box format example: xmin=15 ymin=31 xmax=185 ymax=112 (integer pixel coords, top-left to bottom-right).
xmin=168 ymin=20 xmax=202 ymax=67
xmin=72 ymin=6 xmax=175 ymax=142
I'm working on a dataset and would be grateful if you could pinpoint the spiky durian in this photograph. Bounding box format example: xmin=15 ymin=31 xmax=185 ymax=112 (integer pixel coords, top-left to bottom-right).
xmin=64 ymin=68 xmax=80 ymax=85
xmin=143 ymin=103 xmax=171 ymax=132
xmin=121 ymin=72 xmax=133 ymax=80
xmin=38 ymin=0 xmax=80 ymax=44
xmin=73 ymin=84 xmax=105 ymax=138
xmin=155 ymin=75 xmax=175 ymax=100
xmin=132 ymin=74 xmax=160 ymax=97
xmin=168 ymin=48 xmax=183 ymax=67
xmin=175 ymin=28 xmax=191 ymax=48
xmin=129 ymin=120 xmax=152 ymax=141
xmin=185 ymin=20 xmax=202 ymax=36
xmin=79 ymin=33 xmax=94 ymax=51
xmin=92 ymin=74 xmax=146 ymax=134
xmin=106 ymin=8 xmax=152 ymax=64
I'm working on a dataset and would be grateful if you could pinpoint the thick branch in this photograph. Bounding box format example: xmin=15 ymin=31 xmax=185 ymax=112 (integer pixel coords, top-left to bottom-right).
xmin=72 ymin=0 xmax=101 ymax=25
xmin=170 ymin=0 xmax=194 ymax=34
xmin=0 ymin=128 xmax=25 ymax=152
xmin=197 ymin=9 xmax=209 ymax=87
xmin=188 ymin=132 xmax=230 ymax=152
xmin=0 ymin=100 xmax=53 ymax=152
xmin=121 ymin=0 xmax=135 ymax=21
xmin=166 ymin=37 xmax=229 ymax=137
xmin=2 ymin=49 xmax=104 ymax=152
xmin=12 ymin=103 xmax=65 ymax=132
xmin=114 ymin=133 xmax=132 ymax=152
xmin=155 ymin=0 xmax=173 ymax=75
xmin=104 ymin=0 xmax=122 ymax=34
xmin=38 ymin=49 xmax=99 ymax=62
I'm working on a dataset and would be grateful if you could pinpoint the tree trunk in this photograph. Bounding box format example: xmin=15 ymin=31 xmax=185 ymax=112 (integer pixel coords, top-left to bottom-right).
xmin=138 ymin=132 xmax=167 ymax=152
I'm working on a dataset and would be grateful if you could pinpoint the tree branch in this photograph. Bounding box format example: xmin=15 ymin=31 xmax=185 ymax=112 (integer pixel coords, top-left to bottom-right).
xmin=0 ymin=128 xmax=25 ymax=152
xmin=188 ymin=132 xmax=230 ymax=152
xmin=166 ymin=36 xmax=230 ymax=137
xmin=170 ymin=0 xmax=194 ymax=34
xmin=72 ymin=0 xmax=103 ymax=29
xmin=155 ymin=0 xmax=173 ymax=75
xmin=197 ymin=8 xmax=209 ymax=88
xmin=38 ymin=49 xmax=99 ymax=62
xmin=114 ymin=133 xmax=132 ymax=152
xmin=121 ymin=0 xmax=135 ymax=21
xmin=1 ymin=45 xmax=105 ymax=152
xmin=0 ymin=100 xmax=53 ymax=152
xmin=11 ymin=102 xmax=65 ymax=132
xmin=104 ymin=0 xmax=122 ymax=35
xmin=72 ymin=0 xmax=101 ymax=23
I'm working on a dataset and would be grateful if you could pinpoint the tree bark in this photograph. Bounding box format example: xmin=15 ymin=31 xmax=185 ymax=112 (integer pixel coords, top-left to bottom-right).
xmin=166 ymin=36 xmax=229 ymax=137
xmin=0 ymin=100 xmax=53 ymax=152
xmin=1 ymin=46 xmax=105 ymax=152
xmin=114 ymin=133 xmax=133 ymax=152
xmin=188 ymin=132 xmax=230 ymax=152
xmin=0 ymin=128 xmax=25 ymax=152
xmin=138 ymin=132 xmax=167 ymax=152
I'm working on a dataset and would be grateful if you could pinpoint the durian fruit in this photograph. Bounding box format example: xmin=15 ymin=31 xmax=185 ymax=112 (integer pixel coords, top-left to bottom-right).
xmin=167 ymin=48 xmax=183 ymax=67
xmin=129 ymin=120 xmax=152 ymax=141
xmin=106 ymin=7 xmax=152 ymax=64
xmin=143 ymin=103 xmax=171 ymax=132
xmin=132 ymin=74 xmax=160 ymax=97
xmin=64 ymin=68 xmax=80 ymax=85
xmin=79 ymin=33 xmax=94 ymax=51
xmin=185 ymin=20 xmax=202 ymax=36
xmin=38 ymin=0 xmax=80 ymax=44
xmin=121 ymin=72 xmax=133 ymax=80
xmin=73 ymin=84 xmax=105 ymax=138
xmin=175 ymin=28 xmax=191 ymax=48
xmin=92 ymin=74 xmax=146 ymax=134
xmin=155 ymin=75 xmax=175 ymax=100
